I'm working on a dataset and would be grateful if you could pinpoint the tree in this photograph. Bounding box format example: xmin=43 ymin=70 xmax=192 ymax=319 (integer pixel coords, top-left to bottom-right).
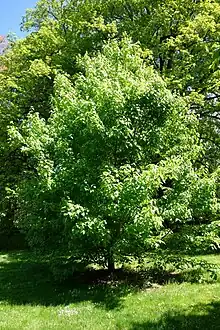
xmin=9 ymin=40 xmax=218 ymax=270
xmin=0 ymin=0 xmax=219 ymax=260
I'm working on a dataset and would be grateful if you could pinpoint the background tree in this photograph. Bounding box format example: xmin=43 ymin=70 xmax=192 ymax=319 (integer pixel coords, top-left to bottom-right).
xmin=21 ymin=0 xmax=220 ymax=172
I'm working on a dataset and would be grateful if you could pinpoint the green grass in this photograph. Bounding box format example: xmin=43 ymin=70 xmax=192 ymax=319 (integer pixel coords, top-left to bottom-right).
xmin=0 ymin=251 xmax=220 ymax=329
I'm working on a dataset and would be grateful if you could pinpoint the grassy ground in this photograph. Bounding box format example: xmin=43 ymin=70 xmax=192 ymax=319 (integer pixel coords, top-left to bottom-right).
xmin=0 ymin=251 xmax=220 ymax=329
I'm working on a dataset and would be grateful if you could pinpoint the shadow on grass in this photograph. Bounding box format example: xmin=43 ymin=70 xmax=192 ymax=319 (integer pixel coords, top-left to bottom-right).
xmin=0 ymin=251 xmax=146 ymax=310
xmin=130 ymin=301 xmax=220 ymax=329
xmin=0 ymin=251 xmax=218 ymax=313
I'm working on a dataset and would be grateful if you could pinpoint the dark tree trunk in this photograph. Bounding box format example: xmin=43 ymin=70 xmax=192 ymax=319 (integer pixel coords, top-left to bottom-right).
xmin=108 ymin=258 xmax=115 ymax=272
xmin=107 ymin=249 xmax=115 ymax=272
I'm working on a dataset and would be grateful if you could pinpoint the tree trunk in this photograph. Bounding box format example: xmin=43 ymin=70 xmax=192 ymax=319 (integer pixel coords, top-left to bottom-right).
xmin=107 ymin=249 xmax=115 ymax=272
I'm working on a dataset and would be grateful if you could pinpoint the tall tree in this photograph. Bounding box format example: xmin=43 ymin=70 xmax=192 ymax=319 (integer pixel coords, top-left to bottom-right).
xmin=9 ymin=40 xmax=218 ymax=269
xmin=0 ymin=0 xmax=219 ymax=253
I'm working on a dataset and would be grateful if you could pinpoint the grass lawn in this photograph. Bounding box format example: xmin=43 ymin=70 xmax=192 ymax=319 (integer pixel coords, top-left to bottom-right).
xmin=0 ymin=251 xmax=220 ymax=329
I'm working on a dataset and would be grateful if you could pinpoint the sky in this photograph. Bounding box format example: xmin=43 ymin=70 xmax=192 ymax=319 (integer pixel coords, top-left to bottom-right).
xmin=0 ymin=0 xmax=37 ymax=37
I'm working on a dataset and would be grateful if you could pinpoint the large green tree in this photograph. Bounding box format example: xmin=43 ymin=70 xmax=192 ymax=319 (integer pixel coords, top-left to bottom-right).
xmin=0 ymin=0 xmax=219 ymax=257
xmin=9 ymin=40 xmax=218 ymax=269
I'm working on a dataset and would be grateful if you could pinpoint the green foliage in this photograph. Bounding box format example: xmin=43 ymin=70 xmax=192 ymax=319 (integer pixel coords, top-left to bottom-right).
xmin=20 ymin=0 xmax=220 ymax=171
xmin=8 ymin=39 xmax=218 ymax=268
xmin=0 ymin=0 xmax=219 ymax=264
xmin=165 ymin=221 xmax=220 ymax=254
xmin=150 ymin=254 xmax=219 ymax=283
